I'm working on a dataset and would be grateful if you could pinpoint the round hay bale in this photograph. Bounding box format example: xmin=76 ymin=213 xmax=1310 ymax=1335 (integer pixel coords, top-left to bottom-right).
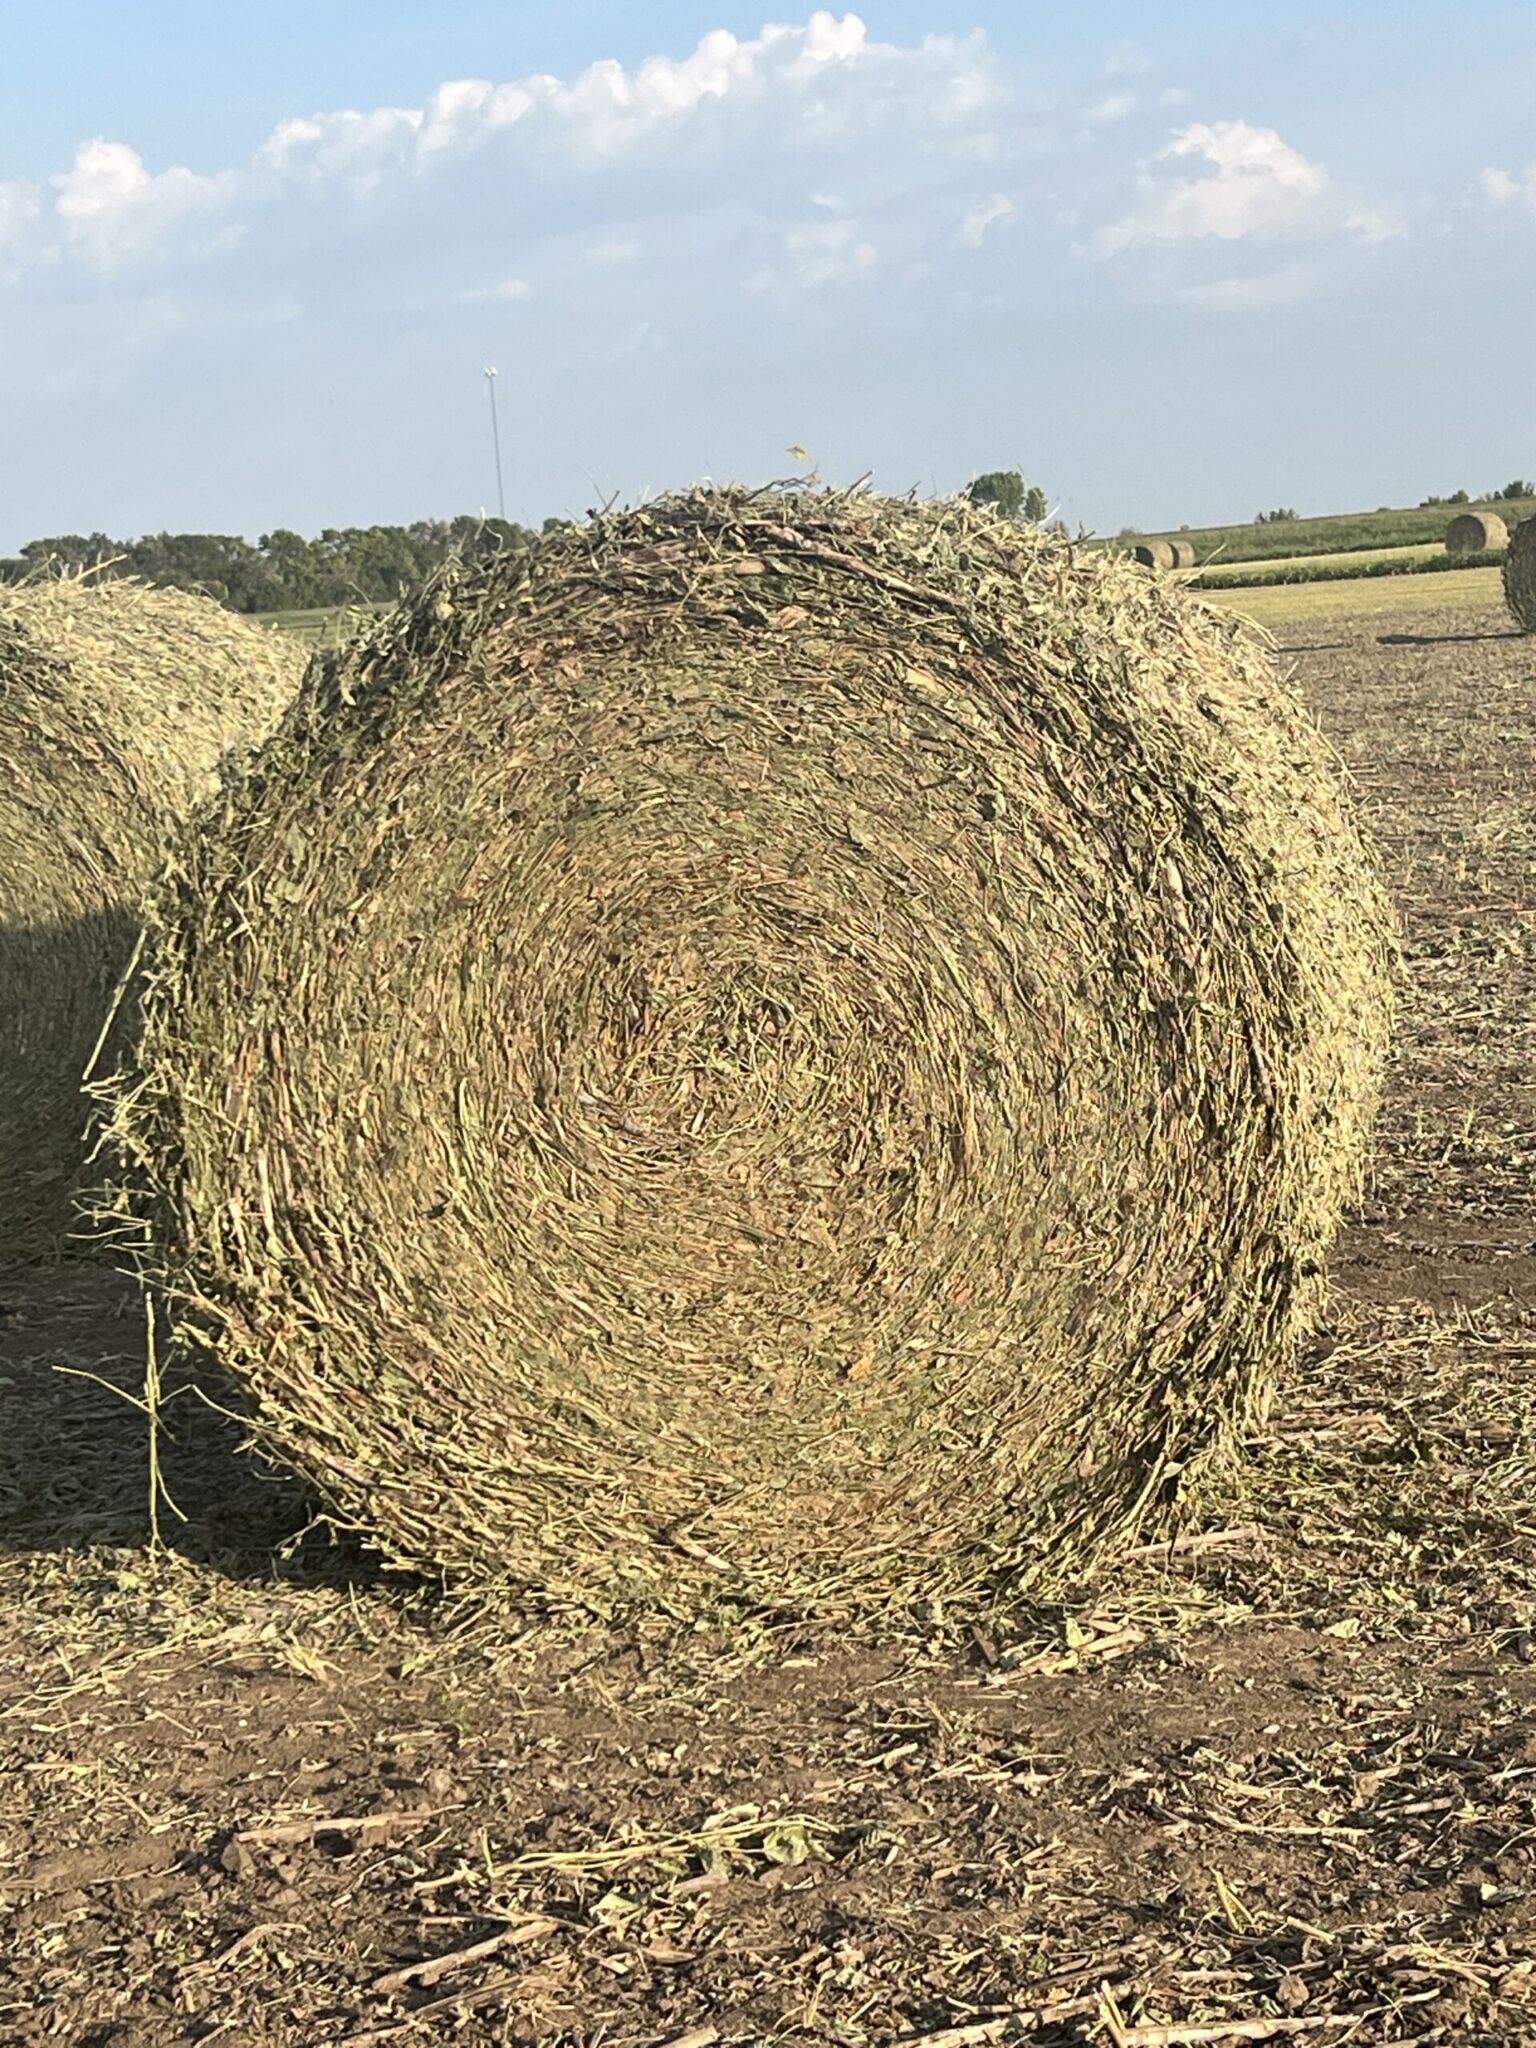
xmin=1169 ymin=540 xmax=1198 ymax=570
xmin=1503 ymin=516 xmax=1536 ymax=631
xmin=1132 ymin=539 xmax=1176 ymax=570
xmin=0 ymin=577 xmax=303 ymax=1265
xmin=1446 ymin=511 xmax=1508 ymax=554
xmin=106 ymin=490 xmax=1394 ymax=1618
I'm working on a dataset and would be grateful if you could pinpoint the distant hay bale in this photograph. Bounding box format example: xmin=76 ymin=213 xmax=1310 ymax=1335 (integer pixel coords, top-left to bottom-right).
xmin=104 ymin=489 xmax=1395 ymax=1619
xmin=1133 ymin=539 xmax=1177 ymax=570
xmin=1169 ymin=540 xmax=1197 ymax=570
xmin=1503 ymin=517 xmax=1536 ymax=631
xmin=1446 ymin=512 xmax=1508 ymax=554
xmin=0 ymin=577 xmax=302 ymax=1265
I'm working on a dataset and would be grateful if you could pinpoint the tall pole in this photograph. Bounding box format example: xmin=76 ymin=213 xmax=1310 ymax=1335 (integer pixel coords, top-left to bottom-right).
xmin=484 ymin=366 xmax=505 ymax=521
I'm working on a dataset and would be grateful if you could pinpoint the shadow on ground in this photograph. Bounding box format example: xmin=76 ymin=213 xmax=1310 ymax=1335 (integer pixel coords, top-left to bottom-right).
xmin=0 ymin=1261 xmax=389 ymax=1591
xmin=1378 ymin=628 xmax=1524 ymax=647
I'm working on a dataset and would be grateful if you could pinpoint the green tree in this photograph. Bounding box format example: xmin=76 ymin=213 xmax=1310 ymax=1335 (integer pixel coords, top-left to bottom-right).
xmin=964 ymin=470 xmax=1047 ymax=521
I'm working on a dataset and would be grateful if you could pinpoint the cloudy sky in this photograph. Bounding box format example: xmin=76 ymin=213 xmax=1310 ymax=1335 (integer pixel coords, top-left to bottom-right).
xmin=2 ymin=0 xmax=1533 ymax=550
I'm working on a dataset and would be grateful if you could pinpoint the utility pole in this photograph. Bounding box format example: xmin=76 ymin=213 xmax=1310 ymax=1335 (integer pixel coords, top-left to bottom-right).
xmin=483 ymin=366 xmax=505 ymax=521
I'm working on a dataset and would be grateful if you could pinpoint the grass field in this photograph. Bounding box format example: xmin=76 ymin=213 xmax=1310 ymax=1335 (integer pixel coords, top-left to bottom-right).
xmin=1128 ymin=495 xmax=1536 ymax=565
xmin=5 ymin=575 xmax=1536 ymax=2043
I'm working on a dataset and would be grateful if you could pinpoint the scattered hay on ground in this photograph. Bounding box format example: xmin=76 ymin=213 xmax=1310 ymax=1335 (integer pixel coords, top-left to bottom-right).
xmin=0 ymin=577 xmax=303 ymax=1265
xmin=104 ymin=488 xmax=1395 ymax=1621
xmin=1446 ymin=510 xmax=1508 ymax=554
xmin=1502 ymin=515 xmax=1536 ymax=630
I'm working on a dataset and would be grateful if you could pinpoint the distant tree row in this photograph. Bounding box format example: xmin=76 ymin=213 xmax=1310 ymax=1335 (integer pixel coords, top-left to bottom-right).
xmin=1420 ymin=481 xmax=1536 ymax=508
xmin=0 ymin=516 xmax=554 ymax=614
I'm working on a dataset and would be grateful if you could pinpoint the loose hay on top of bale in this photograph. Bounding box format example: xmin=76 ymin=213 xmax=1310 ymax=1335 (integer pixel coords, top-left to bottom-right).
xmin=103 ymin=487 xmax=1395 ymax=1621
xmin=0 ymin=577 xmax=303 ymax=1265
xmin=1446 ymin=511 xmax=1508 ymax=554
xmin=1132 ymin=539 xmax=1177 ymax=570
xmin=1503 ymin=516 xmax=1536 ymax=631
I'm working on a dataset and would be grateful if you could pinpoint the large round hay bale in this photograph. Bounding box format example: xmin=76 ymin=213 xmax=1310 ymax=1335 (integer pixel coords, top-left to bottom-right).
xmin=1503 ymin=517 xmax=1536 ymax=630
xmin=1446 ymin=511 xmax=1507 ymax=554
xmin=0 ymin=577 xmax=302 ymax=1264
xmin=105 ymin=490 xmax=1394 ymax=1617
xmin=1132 ymin=539 xmax=1176 ymax=570
xmin=1169 ymin=540 xmax=1197 ymax=570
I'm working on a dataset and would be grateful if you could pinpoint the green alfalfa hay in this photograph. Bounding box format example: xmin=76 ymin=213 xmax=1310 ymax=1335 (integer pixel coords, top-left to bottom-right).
xmin=100 ymin=487 xmax=1396 ymax=1623
xmin=0 ymin=575 xmax=304 ymax=1265
xmin=1502 ymin=516 xmax=1536 ymax=631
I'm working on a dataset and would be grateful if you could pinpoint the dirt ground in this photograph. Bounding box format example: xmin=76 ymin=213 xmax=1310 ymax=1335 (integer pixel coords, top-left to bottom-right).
xmin=4 ymin=595 xmax=1536 ymax=2047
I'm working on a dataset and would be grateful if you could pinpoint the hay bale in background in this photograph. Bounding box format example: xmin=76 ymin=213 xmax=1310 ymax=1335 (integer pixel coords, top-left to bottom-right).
xmin=1169 ymin=540 xmax=1197 ymax=570
xmin=1133 ymin=539 xmax=1177 ymax=570
xmin=1446 ymin=511 xmax=1508 ymax=554
xmin=1503 ymin=517 xmax=1536 ymax=631
xmin=105 ymin=489 xmax=1394 ymax=1619
xmin=0 ymin=578 xmax=302 ymax=1264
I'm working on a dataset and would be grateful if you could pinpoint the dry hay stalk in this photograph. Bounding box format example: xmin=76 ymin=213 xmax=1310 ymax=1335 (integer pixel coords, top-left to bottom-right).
xmin=102 ymin=489 xmax=1395 ymax=1619
xmin=1168 ymin=540 xmax=1197 ymax=570
xmin=1445 ymin=511 xmax=1508 ymax=554
xmin=1503 ymin=516 xmax=1536 ymax=630
xmin=0 ymin=576 xmax=302 ymax=1264
xmin=1132 ymin=540 xmax=1176 ymax=570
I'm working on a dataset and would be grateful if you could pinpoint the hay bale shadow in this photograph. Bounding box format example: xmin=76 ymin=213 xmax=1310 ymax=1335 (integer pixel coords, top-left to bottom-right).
xmin=0 ymin=1262 xmax=389 ymax=1592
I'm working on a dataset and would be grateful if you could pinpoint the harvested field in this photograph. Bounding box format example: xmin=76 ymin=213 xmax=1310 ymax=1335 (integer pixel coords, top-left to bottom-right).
xmin=3 ymin=585 xmax=1536 ymax=2044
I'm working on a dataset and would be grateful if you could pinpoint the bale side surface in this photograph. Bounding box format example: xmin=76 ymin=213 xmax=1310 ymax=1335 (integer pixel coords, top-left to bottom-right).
xmin=1446 ymin=512 xmax=1508 ymax=554
xmin=0 ymin=578 xmax=303 ymax=1263
xmin=1503 ymin=517 xmax=1536 ymax=630
xmin=1169 ymin=540 xmax=1197 ymax=570
xmin=1133 ymin=540 xmax=1177 ymax=570
xmin=105 ymin=490 xmax=1395 ymax=1619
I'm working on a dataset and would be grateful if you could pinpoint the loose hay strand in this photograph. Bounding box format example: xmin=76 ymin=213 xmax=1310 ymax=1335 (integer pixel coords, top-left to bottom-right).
xmin=101 ymin=487 xmax=1396 ymax=1622
xmin=0 ymin=575 xmax=303 ymax=1265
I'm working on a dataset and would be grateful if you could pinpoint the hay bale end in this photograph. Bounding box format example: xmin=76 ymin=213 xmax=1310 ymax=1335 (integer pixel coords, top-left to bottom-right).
xmin=1503 ymin=516 xmax=1536 ymax=631
xmin=104 ymin=489 xmax=1395 ymax=1619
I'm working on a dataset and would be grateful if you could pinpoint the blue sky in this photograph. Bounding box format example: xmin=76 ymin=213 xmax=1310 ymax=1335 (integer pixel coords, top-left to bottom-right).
xmin=1 ymin=2 xmax=1532 ymax=549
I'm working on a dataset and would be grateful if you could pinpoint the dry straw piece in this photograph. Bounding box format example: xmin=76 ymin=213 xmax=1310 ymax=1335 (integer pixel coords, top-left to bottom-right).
xmin=105 ymin=489 xmax=1395 ymax=1619
xmin=1445 ymin=511 xmax=1508 ymax=554
xmin=1503 ymin=516 xmax=1536 ymax=631
xmin=0 ymin=576 xmax=302 ymax=1265
xmin=1132 ymin=540 xmax=1176 ymax=570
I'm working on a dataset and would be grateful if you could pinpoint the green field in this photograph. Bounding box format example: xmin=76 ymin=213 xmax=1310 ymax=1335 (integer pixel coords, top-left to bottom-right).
xmin=1128 ymin=495 xmax=1534 ymax=566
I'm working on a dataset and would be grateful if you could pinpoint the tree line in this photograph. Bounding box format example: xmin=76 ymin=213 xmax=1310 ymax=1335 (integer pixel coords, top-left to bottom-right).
xmin=0 ymin=516 xmax=549 ymax=614
xmin=1 ymin=478 xmax=1056 ymax=616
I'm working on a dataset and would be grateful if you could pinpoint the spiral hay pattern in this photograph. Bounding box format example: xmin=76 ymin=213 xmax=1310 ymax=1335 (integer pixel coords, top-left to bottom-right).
xmin=1503 ymin=517 xmax=1536 ymax=631
xmin=0 ymin=577 xmax=302 ymax=1265
xmin=105 ymin=490 xmax=1394 ymax=1618
xmin=1445 ymin=512 xmax=1508 ymax=555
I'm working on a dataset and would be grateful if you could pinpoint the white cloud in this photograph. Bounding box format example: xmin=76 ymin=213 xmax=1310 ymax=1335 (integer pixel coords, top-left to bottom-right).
xmin=783 ymin=216 xmax=876 ymax=285
xmin=1093 ymin=120 xmax=1398 ymax=257
xmin=585 ymin=239 xmax=642 ymax=264
xmin=1181 ymin=260 xmax=1323 ymax=312
xmin=1481 ymin=163 xmax=1536 ymax=210
xmin=1087 ymin=94 xmax=1136 ymax=125
xmin=461 ymin=275 xmax=533 ymax=303
xmin=958 ymin=194 xmax=1015 ymax=247
xmin=52 ymin=140 xmax=234 ymax=266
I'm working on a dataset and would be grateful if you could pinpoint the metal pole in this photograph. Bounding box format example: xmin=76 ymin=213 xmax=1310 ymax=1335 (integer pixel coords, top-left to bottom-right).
xmin=484 ymin=366 xmax=505 ymax=521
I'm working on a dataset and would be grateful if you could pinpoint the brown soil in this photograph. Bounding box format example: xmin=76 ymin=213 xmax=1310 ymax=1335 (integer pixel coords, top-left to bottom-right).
xmin=4 ymin=599 xmax=1536 ymax=2045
